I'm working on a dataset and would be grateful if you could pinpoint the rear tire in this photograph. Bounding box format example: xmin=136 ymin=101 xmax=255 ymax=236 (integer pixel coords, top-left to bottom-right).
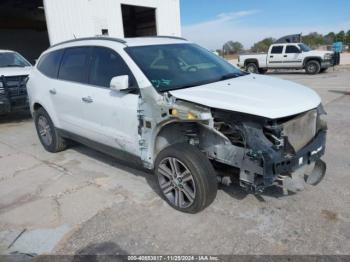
xmin=34 ymin=107 xmax=67 ymax=153
xmin=259 ymin=68 xmax=268 ymax=74
xmin=245 ymin=63 xmax=259 ymax=74
xmin=305 ymin=60 xmax=321 ymax=74
xmin=155 ymin=143 xmax=217 ymax=213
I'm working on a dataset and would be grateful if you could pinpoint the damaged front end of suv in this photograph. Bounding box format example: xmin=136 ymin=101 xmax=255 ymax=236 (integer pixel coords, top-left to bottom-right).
xmin=139 ymin=86 xmax=327 ymax=195
xmin=128 ymin=41 xmax=328 ymax=212
xmin=209 ymin=104 xmax=327 ymax=193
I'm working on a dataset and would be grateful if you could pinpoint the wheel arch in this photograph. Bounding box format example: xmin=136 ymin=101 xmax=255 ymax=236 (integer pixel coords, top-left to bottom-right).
xmin=33 ymin=102 xmax=43 ymax=111
xmin=244 ymin=59 xmax=259 ymax=68
xmin=303 ymin=57 xmax=322 ymax=67
xmin=153 ymin=121 xmax=229 ymax=165
xmin=31 ymin=100 xmax=61 ymax=128
xmin=154 ymin=122 xmax=197 ymax=161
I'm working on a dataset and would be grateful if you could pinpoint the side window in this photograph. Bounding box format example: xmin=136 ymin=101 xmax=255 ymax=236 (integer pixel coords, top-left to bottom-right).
xmin=37 ymin=49 xmax=64 ymax=78
xmin=58 ymin=47 xmax=90 ymax=83
xmin=89 ymin=47 xmax=137 ymax=88
xmin=286 ymin=45 xmax=300 ymax=53
xmin=271 ymin=46 xmax=283 ymax=54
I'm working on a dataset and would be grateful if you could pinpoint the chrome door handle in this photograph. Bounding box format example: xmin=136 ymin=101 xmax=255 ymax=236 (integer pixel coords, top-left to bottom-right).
xmin=49 ymin=89 xmax=56 ymax=95
xmin=82 ymin=96 xmax=93 ymax=103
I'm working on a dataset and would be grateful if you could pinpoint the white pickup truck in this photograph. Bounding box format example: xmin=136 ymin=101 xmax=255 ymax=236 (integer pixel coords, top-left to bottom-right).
xmin=238 ymin=43 xmax=335 ymax=74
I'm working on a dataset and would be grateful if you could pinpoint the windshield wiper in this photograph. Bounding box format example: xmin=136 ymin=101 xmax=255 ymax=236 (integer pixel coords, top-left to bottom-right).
xmin=1 ymin=65 xmax=25 ymax=67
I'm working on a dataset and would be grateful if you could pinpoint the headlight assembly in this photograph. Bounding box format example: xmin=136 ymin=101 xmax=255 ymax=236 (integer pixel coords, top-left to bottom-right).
xmin=324 ymin=54 xmax=332 ymax=60
xmin=317 ymin=104 xmax=327 ymax=131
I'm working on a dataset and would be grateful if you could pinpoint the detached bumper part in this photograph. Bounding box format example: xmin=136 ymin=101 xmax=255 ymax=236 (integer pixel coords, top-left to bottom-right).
xmin=279 ymin=159 xmax=326 ymax=195
xmin=239 ymin=130 xmax=327 ymax=193
xmin=304 ymin=159 xmax=326 ymax=186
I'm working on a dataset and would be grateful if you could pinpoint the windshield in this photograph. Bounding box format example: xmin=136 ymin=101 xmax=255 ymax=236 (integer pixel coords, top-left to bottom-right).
xmin=126 ymin=44 xmax=246 ymax=92
xmin=298 ymin=44 xmax=312 ymax=52
xmin=0 ymin=52 xmax=31 ymax=68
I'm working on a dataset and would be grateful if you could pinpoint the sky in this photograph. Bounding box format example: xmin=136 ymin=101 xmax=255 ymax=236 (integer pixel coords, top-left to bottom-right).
xmin=180 ymin=0 xmax=350 ymax=50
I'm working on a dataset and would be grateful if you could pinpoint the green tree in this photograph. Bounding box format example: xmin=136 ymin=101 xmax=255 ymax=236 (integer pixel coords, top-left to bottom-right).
xmin=223 ymin=41 xmax=243 ymax=54
xmin=336 ymin=30 xmax=346 ymax=42
xmin=346 ymin=30 xmax=350 ymax=45
xmin=302 ymin=32 xmax=325 ymax=48
xmin=324 ymin=32 xmax=336 ymax=45
xmin=251 ymin=38 xmax=274 ymax=53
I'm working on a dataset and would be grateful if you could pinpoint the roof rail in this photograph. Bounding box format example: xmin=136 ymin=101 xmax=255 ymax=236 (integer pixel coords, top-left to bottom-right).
xmin=150 ymin=35 xmax=188 ymax=41
xmin=127 ymin=35 xmax=187 ymax=41
xmin=50 ymin=36 xmax=127 ymax=48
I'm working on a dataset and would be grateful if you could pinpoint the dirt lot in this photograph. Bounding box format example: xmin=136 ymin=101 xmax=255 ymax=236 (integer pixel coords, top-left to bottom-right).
xmin=0 ymin=66 xmax=350 ymax=256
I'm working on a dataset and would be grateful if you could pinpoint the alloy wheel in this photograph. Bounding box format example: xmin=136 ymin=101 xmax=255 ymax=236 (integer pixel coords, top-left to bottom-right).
xmin=157 ymin=157 xmax=196 ymax=209
xmin=247 ymin=65 xmax=257 ymax=73
xmin=308 ymin=63 xmax=316 ymax=73
xmin=37 ymin=115 xmax=53 ymax=146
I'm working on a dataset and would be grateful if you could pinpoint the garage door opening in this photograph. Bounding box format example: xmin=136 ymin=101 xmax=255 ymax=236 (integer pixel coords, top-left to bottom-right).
xmin=121 ymin=4 xmax=157 ymax=37
xmin=0 ymin=0 xmax=49 ymax=64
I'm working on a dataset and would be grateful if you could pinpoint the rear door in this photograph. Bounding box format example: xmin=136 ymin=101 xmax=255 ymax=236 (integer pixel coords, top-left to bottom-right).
xmin=284 ymin=45 xmax=303 ymax=68
xmin=267 ymin=45 xmax=285 ymax=68
xmin=51 ymin=46 xmax=93 ymax=135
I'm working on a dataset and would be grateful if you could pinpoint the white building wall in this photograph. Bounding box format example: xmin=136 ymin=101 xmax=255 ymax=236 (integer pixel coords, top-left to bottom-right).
xmin=44 ymin=0 xmax=181 ymax=45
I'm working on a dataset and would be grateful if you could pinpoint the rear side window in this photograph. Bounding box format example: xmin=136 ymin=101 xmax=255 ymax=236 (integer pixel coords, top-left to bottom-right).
xmin=285 ymin=45 xmax=300 ymax=53
xmin=37 ymin=50 xmax=64 ymax=78
xmin=58 ymin=47 xmax=90 ymax=83
xmin=89 ymin=47 xmax=137 ymax=88
xmin=271 ymin=46 xmax=283 ymax=54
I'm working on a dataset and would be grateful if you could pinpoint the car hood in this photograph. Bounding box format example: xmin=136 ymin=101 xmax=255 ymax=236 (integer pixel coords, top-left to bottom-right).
xmin=306 ymin=50 xmax=333 ymax=56
xmin=169 ymin=74 xmax=321 ymax=119
xmin=0 ymin=66 xmax=32 ymax=77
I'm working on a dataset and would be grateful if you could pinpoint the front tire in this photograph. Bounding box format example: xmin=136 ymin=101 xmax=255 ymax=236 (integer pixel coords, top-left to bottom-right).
xmin=305 ymin=60 xmax=321 ymax=74
xmin=34 ymin=107 xmax=67 ymax=153
xmin=245 ymin=63 xmax=259 ymax=74
xmin=155 ymin=143 xmax=217 ymax=213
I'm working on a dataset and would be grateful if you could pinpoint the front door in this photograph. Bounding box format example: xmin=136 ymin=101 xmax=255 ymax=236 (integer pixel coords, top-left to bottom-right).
xmin=267 ymin=45 xmax=285 ymax=68
xmin=81 ymin=46 xmax=140 ymax=156
xmin=283 ymin=45 xmax=303 ymax=68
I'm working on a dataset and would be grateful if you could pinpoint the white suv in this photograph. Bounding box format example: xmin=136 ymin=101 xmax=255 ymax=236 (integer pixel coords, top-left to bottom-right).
xmin=28 ymin=37 xmax=327 ymax=213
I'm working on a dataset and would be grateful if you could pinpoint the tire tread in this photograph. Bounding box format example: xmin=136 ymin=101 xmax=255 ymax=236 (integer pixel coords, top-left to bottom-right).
xmin=34 ymin=107 xmax=67 ymax=153
xmin=155 ymin=143 xmax=217 ymax=213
